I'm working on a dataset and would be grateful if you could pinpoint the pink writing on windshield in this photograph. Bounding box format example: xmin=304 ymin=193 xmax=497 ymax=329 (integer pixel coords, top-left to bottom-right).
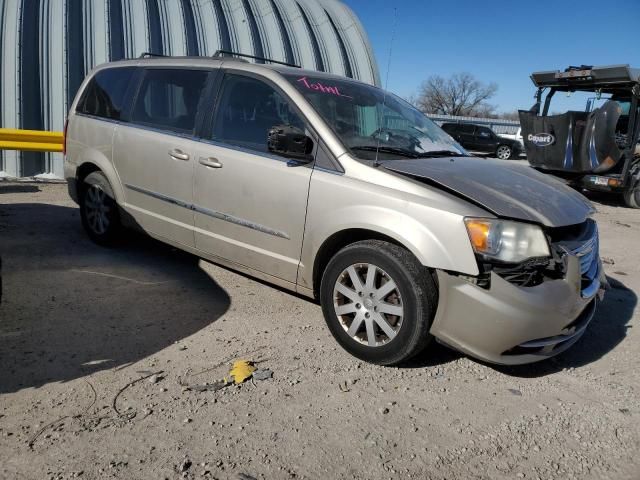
xmin=297 ymin=76 xmax=352 ymax=98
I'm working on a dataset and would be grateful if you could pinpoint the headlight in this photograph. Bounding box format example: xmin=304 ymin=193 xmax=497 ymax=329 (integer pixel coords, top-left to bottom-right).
xmin=464 ymin=218 xmax=550 ymax=263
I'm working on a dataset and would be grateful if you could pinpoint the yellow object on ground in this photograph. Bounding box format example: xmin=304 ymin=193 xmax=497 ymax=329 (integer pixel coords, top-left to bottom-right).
xmin=228 ymin=360 xmax=256 ymax=384
xmin=0 ymin=128 xmax=63 ymax=152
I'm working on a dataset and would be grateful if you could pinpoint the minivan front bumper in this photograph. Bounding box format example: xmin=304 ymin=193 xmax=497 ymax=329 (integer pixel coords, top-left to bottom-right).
xmin=430 ymin=254 xmax=606 ymax=365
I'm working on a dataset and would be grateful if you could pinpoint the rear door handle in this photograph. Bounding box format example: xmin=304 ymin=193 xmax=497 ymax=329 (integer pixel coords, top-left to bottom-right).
xmin=199 ymin=157 xmax=223 ymax=169
xmin=169 ymin=149 xmax=190 ymax=161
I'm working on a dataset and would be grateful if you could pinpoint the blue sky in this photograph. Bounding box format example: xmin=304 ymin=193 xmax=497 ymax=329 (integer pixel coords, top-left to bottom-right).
xmin=344 ymin=0 xmax=639 ymax=113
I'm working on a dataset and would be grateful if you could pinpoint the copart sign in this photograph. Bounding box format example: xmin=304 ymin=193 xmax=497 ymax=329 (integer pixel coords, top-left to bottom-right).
xmin=528 ymin=133 xmax=555 ymax=147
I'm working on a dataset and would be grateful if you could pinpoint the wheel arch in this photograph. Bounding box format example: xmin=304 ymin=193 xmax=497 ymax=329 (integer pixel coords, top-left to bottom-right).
xmin=75 ymin=157 xmax=124 ymax=204
xmin=76 ymin=162 xmax=101 ymax=186
xmin=311 ymin=228 xmax=404 ymax=298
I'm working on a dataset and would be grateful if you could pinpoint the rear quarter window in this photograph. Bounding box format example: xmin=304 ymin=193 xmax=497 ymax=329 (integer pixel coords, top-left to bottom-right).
xmin=77 ymin=67 xmax=135 ymax=120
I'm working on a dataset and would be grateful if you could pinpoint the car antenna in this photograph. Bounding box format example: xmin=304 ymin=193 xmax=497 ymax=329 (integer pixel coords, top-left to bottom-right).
xmin=374 ymin=7 xmax=398 ymax=168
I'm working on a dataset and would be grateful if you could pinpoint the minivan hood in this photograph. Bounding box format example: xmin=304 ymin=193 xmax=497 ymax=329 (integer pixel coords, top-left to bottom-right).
xmin=383 ymin=157 xmax=595 ymax=227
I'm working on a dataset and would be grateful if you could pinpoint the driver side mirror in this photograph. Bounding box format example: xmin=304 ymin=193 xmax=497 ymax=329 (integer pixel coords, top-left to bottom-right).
xmin=267 ymin=125 xmax=314 ymax=162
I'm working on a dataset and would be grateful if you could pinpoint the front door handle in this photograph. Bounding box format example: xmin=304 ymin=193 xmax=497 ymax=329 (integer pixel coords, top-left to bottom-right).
xmin=169 ymin=148 xmax=190 ymax=161
xmin=199 ymin=157 xmax=223 ymax=169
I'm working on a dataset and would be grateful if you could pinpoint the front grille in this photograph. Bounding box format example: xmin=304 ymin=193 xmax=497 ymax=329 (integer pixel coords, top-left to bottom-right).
xmin=552 ymin=219 xmax=601 ymax=298
xmin=572 ymin=233 xmax=598 ymax=276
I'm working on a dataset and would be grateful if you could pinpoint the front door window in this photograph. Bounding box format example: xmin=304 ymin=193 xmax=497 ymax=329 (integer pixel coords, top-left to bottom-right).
xmin=211 ymin=74 xmax=306 ymax=153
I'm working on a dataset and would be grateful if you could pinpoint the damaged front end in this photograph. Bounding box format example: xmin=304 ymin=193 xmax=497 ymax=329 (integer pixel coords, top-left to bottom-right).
xmin=430 ymin=218 xmax=607 ymax=365
xmin=473 ymin=218 xmax=605 ymax=297
xmin=379 ymin=155 xmax=607 ymax=363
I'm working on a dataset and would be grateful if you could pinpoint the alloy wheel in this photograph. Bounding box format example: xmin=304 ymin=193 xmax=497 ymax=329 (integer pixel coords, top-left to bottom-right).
xmin=496 ymin=145 xmax=512 ymax=160
xmin=333 ymin=263 xmax=404 ymax=347
xmin=84 ymin=185 xmax=111 ymax=235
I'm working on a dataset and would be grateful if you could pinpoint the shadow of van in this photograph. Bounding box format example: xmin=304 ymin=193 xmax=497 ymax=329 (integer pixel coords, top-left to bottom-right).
xmin=0 ymin=202 xmax=230 ymax=394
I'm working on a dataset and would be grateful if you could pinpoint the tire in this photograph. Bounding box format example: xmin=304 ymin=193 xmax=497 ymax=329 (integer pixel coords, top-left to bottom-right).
xmin=623 ymin=183 xmax=640 ymax=208
xmin=79 ymin=171 xmax=123 ymax=246
xmin=496 ymin=145 xmax=513 ymax=160
xmin=319 ymin=240 xmax=438 ymax=366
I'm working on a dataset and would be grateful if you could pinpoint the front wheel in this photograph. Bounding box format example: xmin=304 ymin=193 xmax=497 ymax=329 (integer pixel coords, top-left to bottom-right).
xmin=79 ymin=171 xmax=123 ymax=246
xmin=319 ymin=240 xmax=438 ymax=366
xmin=496 ymin=145 xmax=513 ymax=160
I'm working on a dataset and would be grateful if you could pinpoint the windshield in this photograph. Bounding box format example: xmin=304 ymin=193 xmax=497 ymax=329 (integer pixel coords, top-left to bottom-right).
xmin=285 ymin=74 xmax=467 ymax=160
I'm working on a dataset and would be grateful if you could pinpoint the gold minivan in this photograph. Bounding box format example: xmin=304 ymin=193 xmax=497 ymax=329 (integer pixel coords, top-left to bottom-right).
xmin=64 ymin=55 xmax=606 ymax=366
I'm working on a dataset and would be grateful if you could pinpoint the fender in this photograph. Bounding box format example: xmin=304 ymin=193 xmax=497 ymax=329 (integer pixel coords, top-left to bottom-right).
xmin=296 ymin=165 xmax=491 ymax=293
xmin=298 ymin=202 xmax=480 ymax=292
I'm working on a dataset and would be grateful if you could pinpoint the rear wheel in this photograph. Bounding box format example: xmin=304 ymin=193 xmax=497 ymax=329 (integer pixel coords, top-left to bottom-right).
xmin=496 ymin=145 xmax=513 ymax=160
xmin=79 ymin=171 xmax=123 ymax=245
xmin=319 ymin=240 xmax=438 ymax=366
xmin=623 ymin=183 xmax=640 ymax=208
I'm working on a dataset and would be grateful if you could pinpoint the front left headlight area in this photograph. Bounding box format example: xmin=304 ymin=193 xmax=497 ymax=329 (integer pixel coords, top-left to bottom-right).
xmin=463 ymin=218 xmax=561 ymax=288
xmin=464 ymin=218 xmax=550 ymax=263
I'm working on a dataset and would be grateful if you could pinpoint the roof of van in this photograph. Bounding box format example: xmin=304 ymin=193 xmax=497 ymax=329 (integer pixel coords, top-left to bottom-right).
xmin=93 ymin=55 xmax=374 ymax=88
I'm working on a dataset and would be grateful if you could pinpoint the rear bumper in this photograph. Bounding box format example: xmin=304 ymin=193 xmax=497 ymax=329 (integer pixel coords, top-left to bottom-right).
xmin=431 ymin=255 xmax=605 ymax=365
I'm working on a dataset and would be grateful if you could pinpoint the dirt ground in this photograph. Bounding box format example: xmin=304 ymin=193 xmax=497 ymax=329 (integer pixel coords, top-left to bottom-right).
xmin=0 ymin=181 xmax=638 ymax=480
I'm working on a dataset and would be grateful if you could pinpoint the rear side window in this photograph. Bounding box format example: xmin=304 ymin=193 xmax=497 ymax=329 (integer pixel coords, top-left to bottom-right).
xmin=131 ymin=69 xmax=209 ymax=134
xmin=459 ymin=124 xmax=475 ymax=134
xmin=78 ymin=67 xmax=135 ymax=120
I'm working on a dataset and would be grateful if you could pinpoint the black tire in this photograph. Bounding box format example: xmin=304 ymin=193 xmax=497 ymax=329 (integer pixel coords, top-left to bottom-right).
xmin=623 ymin=183 xmax=640 ymax=209
xmin=79 ymin=171 xmax=123 ymax=246
xmin=319 ymin=240 xmax=438 ymax=366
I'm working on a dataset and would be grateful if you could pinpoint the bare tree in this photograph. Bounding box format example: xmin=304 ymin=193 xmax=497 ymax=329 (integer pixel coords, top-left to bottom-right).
xmin=415 ymin=73 xmax=498 ymax=117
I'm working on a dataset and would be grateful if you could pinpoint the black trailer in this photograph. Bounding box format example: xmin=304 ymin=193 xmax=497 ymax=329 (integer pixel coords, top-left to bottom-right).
xmin=519 ymin=64 xmax=640 ymax=207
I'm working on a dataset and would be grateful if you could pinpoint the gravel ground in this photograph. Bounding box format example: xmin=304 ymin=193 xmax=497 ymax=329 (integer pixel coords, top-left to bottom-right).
xmin=0 ymin=181 xmax=638 ymax=480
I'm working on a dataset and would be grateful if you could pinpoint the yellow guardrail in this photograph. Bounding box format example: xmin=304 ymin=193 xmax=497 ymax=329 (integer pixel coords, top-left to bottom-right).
xmin=0 ymin=128 xmax=64 ymax=152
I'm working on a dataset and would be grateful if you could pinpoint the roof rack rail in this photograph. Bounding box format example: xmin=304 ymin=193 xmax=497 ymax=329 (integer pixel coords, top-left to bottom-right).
xmin=213 ymin=50 xmax=300 ymax=69
xmin=139 ymin=52 xmax=168 ymax=58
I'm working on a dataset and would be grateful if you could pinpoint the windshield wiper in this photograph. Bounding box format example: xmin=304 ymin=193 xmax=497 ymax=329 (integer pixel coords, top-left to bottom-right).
xmin=415 ymin=150 xmax=468 ymax=158
xmin=350 ymin=146 xmax=418 ymax=158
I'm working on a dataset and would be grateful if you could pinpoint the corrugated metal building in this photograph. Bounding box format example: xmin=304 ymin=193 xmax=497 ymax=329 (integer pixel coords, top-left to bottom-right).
xmin=0 ymin=0 xmax=379 ymax=179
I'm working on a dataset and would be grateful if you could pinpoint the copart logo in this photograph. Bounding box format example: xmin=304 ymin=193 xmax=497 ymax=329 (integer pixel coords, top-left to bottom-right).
xmin=528 ymin=133 xmax=555 ymax=147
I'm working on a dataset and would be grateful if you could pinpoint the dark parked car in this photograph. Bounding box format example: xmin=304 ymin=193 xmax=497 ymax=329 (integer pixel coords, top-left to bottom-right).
xmin=441 ymin=123 xmax=523 ymax=160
